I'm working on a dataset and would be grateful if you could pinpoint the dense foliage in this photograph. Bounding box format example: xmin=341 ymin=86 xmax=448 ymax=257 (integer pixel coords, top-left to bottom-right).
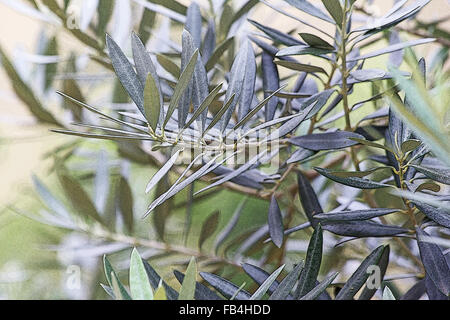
xmin=1 ymin=0 xmax=449 ymax=300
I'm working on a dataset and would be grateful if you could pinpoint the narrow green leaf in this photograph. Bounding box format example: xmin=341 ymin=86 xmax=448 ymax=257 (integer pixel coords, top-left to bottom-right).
xmin=321 ymin=0 xmax=343 ymax=26
xmin=130 ymin=248 xmax=154 ymax=300
xmin=164 ymin=50 xmax=199 ymax=128
xmin=178 ymin=257 xmax=197 ymax=300
xmin=144 ymin=73 xmax=161 ymax=131
xmin=294 ymin=224 xmax=323 ymax=299
xmin=250 ymin=265 xmax=285 ymax=300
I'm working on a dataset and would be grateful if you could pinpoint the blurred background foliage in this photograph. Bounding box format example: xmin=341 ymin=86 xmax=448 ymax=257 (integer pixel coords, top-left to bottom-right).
xmin=0 ymin=0 xmax=448 ymax=299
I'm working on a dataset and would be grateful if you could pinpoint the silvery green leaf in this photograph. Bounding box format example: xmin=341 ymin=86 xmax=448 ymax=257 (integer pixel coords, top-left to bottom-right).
xmin=181 ymin=83 xmax=223 ymax=133
xmin=178 ymin=257 xmax=197 ymax=300
xmin=275 ymin=60 xmax=327 ymax=74
xmin=350 ymin=69 xmax=386 ymax=82
xmin=194 ymin=150 xmax=266 ymax=195
xmin=185 ymin=2 xmax=202 ymax=49
xmin=221 ymin=41 xmax=253 ymax=132
xmin=250 ymin=265 xmax=285 ymax=300
xmin=262 ymin=51 xmax=279 ymax=121
xmin=184 ymin=30 xmax=209 ymax=131
xmin=238 ymin=42 xmax=256 ymax=122
xmin=300 ymin=272 xmax=338 ymax=300
xmin=269 ymin=262 xmax=304 ymax=300
xmin=353 ymin=0 xmax=430 ymax=34
xmin=294 ymin=224 xmax=323 ymax=299
xmin=205 ymin=36 xmax=234 ymax=71
xmin=202 ymin=20 xmax=216 ymax=63
xmin=425 ymin=275 xmax=448 ymax=300
xmin=401 ymin=280 xmax=426 ymax=300
xmin=297 ymin=172 xmax=322 ymax=227
xmin=200 ymin=272 xmax=251 ymax=300
xmin=416 ymin=228 xmax=450 ymax=296
xmin=203 ymin=94 xmax=236 ymax=136
xmin=268 ymin=196 xmax=284 ymax=248
xmin=276 ymin=45 xmax=334 ymax=57
xmin=383 ymin=287 xmax=396 ymax=300
xmin=234 ymin=85 xmax=286 ymax=130
xmin=178 ymin=31 xmax=196 ymax=128
xmin=314 ymin=167 xmax=391 ymax=189
xmin=164 ymin=49 xmax=199 ymax=128
xmin=314 ymin=208 xmax=398 ymax=222
xmin=144 ymin=73 xmax=161 ymax=131
xmin=358 ymin=245 xmax=390 ymax=300
xmin=321 ymin=0 xmax=342 ymax=26
xmin=248 ymin=19 xmax=304 ymax=46
xmin=284 ymin=0 xmax=333 ymax=23
xmin=145 ymin=149 xmax=181 ymax=194
xmin=173 ymin=270 xmax=222 ymax=300
xmin=118 ymin=176 xmax=134 ymax=233
xmin=414 ymin=201 xmax=450 ymax=229
xmin=103 ymin=255 xmax=132 ymax=300
xmin=130 ymin=248 xmax=153 ymax=300
xmin=298 ymin=33 xmax=334 ymax=50
xmin=106 ymin=34 xmax=145 ymax=115
xmin=335 ymin=245 xmax=387 ymax=300
xmin=287 ymin=148 xmax=317 ymax=164
xmin=388 ymin=31 xmax=404 ymax=67
xmin=323 ymin=221 xmax=409 ymax=238
xmin=243 ymin=264 xmax=280 ymax=295
xmin=410 ymin=165 xmax=450 ymax=185
xmin=290 ymin=131 xmax=364 ymax=151
xmin=142 ymin=259 xmax=179 ymax=300
xmin=348 ymin=38 xmax=435 ymax=62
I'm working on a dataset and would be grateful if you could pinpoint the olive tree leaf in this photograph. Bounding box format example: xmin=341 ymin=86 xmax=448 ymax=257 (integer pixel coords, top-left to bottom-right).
xmin=414 ymin=201 xmax=450 ymax=229
xmin=248 ymin=19 xmax=304 ymax=46
xmin=297 ymin=171 xmax=323 ymax=227
xmin=314 ymin=167 xmax=392 ymax=189
xmin=289 ymin=131 xmax=364 ymax=151
xmin=268 ymin=196 xmax=284 ymax=248
xmin=314 ymin=208 xmax=398 ymax=222
xmin=119 ymin=176 xmax=134 ymax=233
xmin=284 ymin=0 xmax=333 ymax=23
xmin=103 ymin=255 xmax=132 ymax=300
xmin=335 ymin=245 xmax=387 ymax=300
xmin=383 ymin=287 xmax=396 ymax=300
xmin=348 ymin=38 xmax=435 ymax=61
xmin=106 ymin=34 xmax=144 ymax=115
xmin=199 ymin=211 xmax=220 ymax=250
xmin=358 ymin=245 xmax=390 ymax=300
xmin=275 ymin=60 xmax=327 ymax=74
xmin=178 ymin=257 xmax=197 ymax=300
xmin=269 ymin=262 xmax=304 ymax=300
xmin=142 ymin=260 xmax=178 ymax=300
xmin=145 ymin=149 xmax=181 ymax=194
xmin=294 ymin=224 xmax=323 ymax=299
xmin=410 ymin=165 xmax=450 ymax=185
xmin=299 ymin=33 xmax=334 ymax=50
xmin=323 ymin=221 xmax=409 ymax=238
xmin=416 ymin=228 xmax=450 ymax=296
xmin=143 ymin=73 xmax=161 ymax=131
xmin=130 ymin=248 xmax=153 ymax=300
xmin=200 ymin=272 xmax=251 ymax=300
xmin=321 ymin=0 xmax=343 ymax=26
xmin=249 ymin=265 xmax=285 ymax=300
xmin=173 ymin=270 xmax=222 ymax=300
xmin=299 ymin=272 xmax=338 ymax=300
xmin=262 ymin=51 xmax=280 ymax=121
xmin=185 ymin=2 xmax=202 ymax=49
xmin=164 ymin=49 xmax=199 ymax=128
